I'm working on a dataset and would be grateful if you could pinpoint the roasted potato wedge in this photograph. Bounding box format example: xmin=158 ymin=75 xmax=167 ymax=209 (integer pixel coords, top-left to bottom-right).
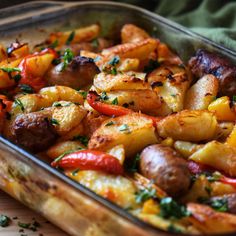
xmin=94 ymin=72 xmax=150 ymax=92
xmin=88 ymin=113 xmax=158 ymax=157
xmin=184 ymin=74 xmax=219 ymax=110
xmin=121 ymin=24 xmax=150 ymax=43
xmin=188 ymin=203 xmax=236 ymax=234
xmin=147 ymin=65 xmax=190 ymax=112
xmin=157 ymin=110 xmax=218 ymax=142
xmin=102 ymin=38 xmax=158 ymax=60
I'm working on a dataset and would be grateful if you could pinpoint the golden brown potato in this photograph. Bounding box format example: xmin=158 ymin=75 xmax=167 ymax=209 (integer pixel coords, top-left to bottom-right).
xmin=147 ymin=65 xmax=190 ymax=112
xmin=215 ymin=121 xmax=234 ymax=141
xmin=187 ymin=203 xmax=236 ymax=234
xmin=189 ymin=141 xmax=236 ymax=177
xmin=121 ymin=24 xmax=150 ymax=43
xmin=184 ymin=74 xmax=219 ymax=110
xmin=47 ymin=24 xmax=100 ymax=46
xmin=46 ymin=140 xmax=85 ymax=159
xmin=102 ymin=38 xmax=158 ymax=60
xmin=94 ymin=72 xmax=150 ymax=92
xmin=88 ymin=113 xmax=158 ymax=157
xmin=105 ymin=90 xmax=162 ymax=116
xmin=157 ymin=110 xmax=218 ymax=142
xmin=52 ymin=102 xmax=87 ymax=135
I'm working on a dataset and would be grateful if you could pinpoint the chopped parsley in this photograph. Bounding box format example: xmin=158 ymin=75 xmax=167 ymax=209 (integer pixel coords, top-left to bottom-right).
xmin=233 ymin=95 xmax=236 ymax=103
xmin=167 ymin=224 xmax=182 ymax=233
xmin=108 ymin=56 xmax=120 ymax=66
xmin=0 ymin=67 xmax=21 ymax=73
xmin=160 ymin=197 xmax=191 ymax=219
xmin=14 ymin=98 xmax=24 ymax=111
xmin=19 ymin=84 xmax=34 ymax=94
xmin=73 ymin=135 xmax=89 ymax=146
xmin=77 ymin=90 xmax=88 ymax=99
xmin=72 ymin=168 xmax=80 ymax=176
xmin=143 ymin=59 xmax=160 ymax=73
xmin=210 ymin=198 xmax=228 ymax=212
xmin=91 ymin=38 xmax=99 ymax=48
xmin=110 ymin=67 xmax=117 ymax=75
xmin=111 ymin=97 xmax=118 ymax=105
xmin=118 ymin=124 xmax=131 ymax=133
xmin=50 ymin=118 xmax=59 ymax=125
xmin=66 ymin=31 xmax=75 ymax=45
xmin=53 ymin=149 xmax=79 ymax=163
xmin=59 ymin=48 xmax=74 ymax=71
xmin=18 ymin=222 xmax=31 ymax=229
xmin=206 ymin=172 xmax=222 ymax=182
xmin=0 ymin=215 xmax=11 ymax=227
xmin=13 ymin=74 xmax=22 ymax=82
xmin=100 ymin=91 xmax=109 ymax=101
xmin=52 ymin=102 xmax=62 ymax=107
xmin=126 ymin=153 xmax=140 ymax=173
xmin=49 ymin=39 xmax=58 ymax=49
xmin=105 ymin=121 xmax=115 ymax=126
xmin=135 ymin=188 xmax=156 ymax=204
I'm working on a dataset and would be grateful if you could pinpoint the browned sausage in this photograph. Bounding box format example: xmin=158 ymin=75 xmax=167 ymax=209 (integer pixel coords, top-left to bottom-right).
xmin=189 ymin=49 xmax=236 ymax=98
xmin=10 ymin=112 xmax=58 ymax=152
xmin=46 ymin=56 xmax=100 ymax=89
xmin=139 ymin=144 xmax=191 ymax=197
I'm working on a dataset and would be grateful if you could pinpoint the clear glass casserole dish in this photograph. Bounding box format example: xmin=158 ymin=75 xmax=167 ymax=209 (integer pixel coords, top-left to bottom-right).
xmin=0 ymin=1 xmax=236 ymax=236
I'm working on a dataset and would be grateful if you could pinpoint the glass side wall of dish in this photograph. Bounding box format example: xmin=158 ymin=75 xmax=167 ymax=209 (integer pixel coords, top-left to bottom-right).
xmin=1 ymin=22 xmax=236 ymax=235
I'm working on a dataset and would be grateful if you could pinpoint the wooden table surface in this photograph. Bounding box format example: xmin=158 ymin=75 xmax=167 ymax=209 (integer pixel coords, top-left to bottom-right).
xmin=0 ymin=190 xmax=68 ymax=236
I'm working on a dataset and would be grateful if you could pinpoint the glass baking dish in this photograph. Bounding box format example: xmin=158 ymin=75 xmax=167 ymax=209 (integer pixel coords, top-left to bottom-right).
xmin=0 ymin=1 xmax=236 ymax=236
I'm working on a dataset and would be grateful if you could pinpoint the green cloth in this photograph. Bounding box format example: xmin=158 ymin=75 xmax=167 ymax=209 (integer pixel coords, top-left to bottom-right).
xmin=122 ymin=0 xmax=236 ymax=51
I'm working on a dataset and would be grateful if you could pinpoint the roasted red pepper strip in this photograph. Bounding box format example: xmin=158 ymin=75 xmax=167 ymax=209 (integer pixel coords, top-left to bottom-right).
xmin=51 ymin=150 xmax=124 ymax=175
xmin=18 ymin=48 xmax=58 ymax=92
xmin=87 ymin=91 xmax=133 ymax=116
xmin=87 ymin=91 xmax=162 ymax=126
xmin=220 ymin=176 xmax=236 ymax=189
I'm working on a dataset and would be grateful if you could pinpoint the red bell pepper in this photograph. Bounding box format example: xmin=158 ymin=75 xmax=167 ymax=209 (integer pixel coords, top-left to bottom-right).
xmin=220 ymin=175 xmax=236 ymax=189
xmin=18 ymin=48 xmax=58 ymax=92
xmin=87 ymin=91 xmax=162 ymax=126
xmin=51 ymin=150 xmax=124 ymax=175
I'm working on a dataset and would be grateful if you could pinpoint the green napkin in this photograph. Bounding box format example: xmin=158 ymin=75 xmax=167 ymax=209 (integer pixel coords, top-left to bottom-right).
xmin=121 ymin=0 xmax=236 ymax=51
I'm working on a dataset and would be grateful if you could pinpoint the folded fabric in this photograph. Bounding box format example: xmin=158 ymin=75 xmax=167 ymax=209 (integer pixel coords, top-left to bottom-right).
xmin=121 ymin=0 xmax=236 ymax=51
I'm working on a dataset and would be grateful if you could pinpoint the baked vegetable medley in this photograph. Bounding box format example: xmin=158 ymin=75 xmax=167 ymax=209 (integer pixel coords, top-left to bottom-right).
xmin=1 ymin=23 xmax=236 ymax=234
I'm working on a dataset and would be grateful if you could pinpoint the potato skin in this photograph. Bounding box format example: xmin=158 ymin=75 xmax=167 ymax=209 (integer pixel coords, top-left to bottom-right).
xmin=139 ymin=144 xmax=191 ymax=197
xmin=189 ymin=49 xmax=236 ymax=98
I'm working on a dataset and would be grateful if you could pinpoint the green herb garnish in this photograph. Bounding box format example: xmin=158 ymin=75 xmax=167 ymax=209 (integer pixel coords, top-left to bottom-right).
xmin=18 ymin=222 xmax=31 ymax=229
xmin=14 ymin=98 xmax=24 ymax=111
xmin=59 ymin=48 xmax=74 ymax=71
xmin=109 ymin=56 xmax=120 ymax=66
xmin=54 ymin=149 xmax=80 ymax=163
xmin=118 ymin=124 xmax=131 ymax=133
xmin=66 ymin=31 xmax=75 ymax=45
xmin=209 ymin=198 xmax=228 ymax=212
xmin=0 ymin=67 xmax=21 ymax=73
xmin=135 ymin=188 xmax=156 ymax=204
xmin=233 ymin=95 xmax=236 ymax=103
xmin=50 ymin=118 xmax=59 ymax=125
xmin=160 ymin=197 xmax=191 ymax=219
xmin=73 ymin=135 xmax=89 ymax=146
xmin=19 ymin=84 xmax=34 ymax=94
xmin=127 ymin=153 xmax=140 ymax=172
xmin=72 ymin=168 xmax=80 ymax=176
xmin=100 ymin=91 xmax=109 ymax=101
xmin=167 ymin=224 xmax=182 ymax=233
xmin=0 ymin=215 xmax=10 ymax=227
xmin=111 ymin=97 xmax=118 ymax=105
xmin=13 ymin=74 xmax=22 ymax=82
xmin=110 ymin=67 xmax=117 ymax=75
xmin=91 ymin=38 xmax=99 ymax=48
xmin=49 ymin=39 xmax=58 ymax=48
xmin=77 ymin=90 xmax=88 ymax=99
xmin=105 ymin=121 xmax=115 ymax=126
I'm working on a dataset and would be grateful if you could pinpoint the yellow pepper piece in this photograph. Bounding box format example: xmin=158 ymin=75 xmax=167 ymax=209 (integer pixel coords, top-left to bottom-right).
xmin=208 ymin=96 xmax=236 ymax=121
xmin=226 ymin=125 xmax=236 ymax=147
xmin=142 ymin=199 xmax=160 ymax=214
